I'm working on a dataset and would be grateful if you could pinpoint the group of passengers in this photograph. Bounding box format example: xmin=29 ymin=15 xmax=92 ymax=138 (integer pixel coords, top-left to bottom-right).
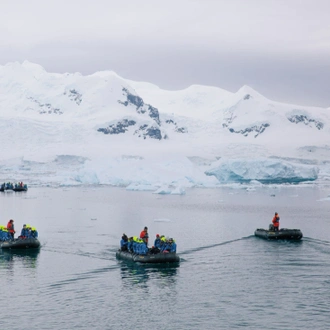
xmin=120 ymin=226 xmax=177 ymax=255
xmin=1 ymin=182 xmax=13 ymax=190
xmin=15 ymin=182 xmax=27 ymax=189
xmin=1 ymin=182 xmax=27 ymax=190
xmin=0 ymin=220 xmax=38 ymax=241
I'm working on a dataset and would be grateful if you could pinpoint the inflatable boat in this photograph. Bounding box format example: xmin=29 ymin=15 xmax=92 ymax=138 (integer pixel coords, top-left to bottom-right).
xmin=254 ymin=228 xmax=303 ymax=240
xmin=1 ymin=238 xmax=40 ymax=249
xmin=12 ymin=186 xmax=28 ymax=192
xmin=116 ymin=250 xmax=180 ymax=263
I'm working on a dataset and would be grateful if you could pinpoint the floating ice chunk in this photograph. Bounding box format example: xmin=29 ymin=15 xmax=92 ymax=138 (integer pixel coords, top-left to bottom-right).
xmin=153 ymin=185 xmax=171 ymax=194
xmin=317 ymin=196 xmax=330 ymax=201
xmin=170 ymin=186 xmax=186 ymax=195
xmin=126 ymin=183 xmax=156 ymax=191
xmin=153 ymin=218 xmax=172 ymax=222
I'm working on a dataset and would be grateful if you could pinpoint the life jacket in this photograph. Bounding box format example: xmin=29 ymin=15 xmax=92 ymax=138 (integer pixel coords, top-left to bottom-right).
xmin=140 ymin=230 xmax=149 ymax=243
xmin=7 ymin=221 xmax=15 ymax=233
xmin=272 ymin=215 xmax=280 ymax=227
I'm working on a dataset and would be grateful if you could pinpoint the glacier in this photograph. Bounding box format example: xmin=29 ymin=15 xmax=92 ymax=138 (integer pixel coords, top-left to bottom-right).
xmin=0 ymin=61 xmax=330 ymax=192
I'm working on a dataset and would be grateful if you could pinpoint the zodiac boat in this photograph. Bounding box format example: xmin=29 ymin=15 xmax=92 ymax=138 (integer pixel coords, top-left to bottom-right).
xmin=1 ymin=238 xmax=40 ymax=249
xmin=254 ymin=227 xmax=303 ymax=240
xmin=116 ymin=250 xmax=180 ymax=263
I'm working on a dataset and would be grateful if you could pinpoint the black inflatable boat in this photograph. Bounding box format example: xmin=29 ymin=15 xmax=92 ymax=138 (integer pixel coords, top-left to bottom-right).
xmin=116 ymin=250 xmax=180 ymax=263
xmin=1 ymin=238 xmax=40 ymax=249
xmin=12 ymin=186 xmax=28 ymax=192
xmin=254 ymin=228 xmax=303 ymax=240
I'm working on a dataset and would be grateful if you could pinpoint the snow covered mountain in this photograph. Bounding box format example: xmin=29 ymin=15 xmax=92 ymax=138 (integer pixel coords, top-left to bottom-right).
xmin=0 ymin=61 xmax=329 ymax=191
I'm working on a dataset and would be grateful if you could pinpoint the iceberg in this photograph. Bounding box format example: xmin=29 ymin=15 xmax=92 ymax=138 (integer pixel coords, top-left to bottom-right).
xmin=205 ymin=158 xmax=319 ymax=184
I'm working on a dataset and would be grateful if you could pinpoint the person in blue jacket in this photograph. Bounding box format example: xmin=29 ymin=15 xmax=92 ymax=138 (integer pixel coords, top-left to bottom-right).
xmin=0 ymin=226 xmax=11 ymax=241
xmin=127 ymin=237 xmax=133 ymax=252
xmin=169 ymin=238 xmax=177 ymax=253
xmin=120 ymin=234 xmax=128 ymax=251
xmin=20 ymin=224 xmax=29 ymax=238
xmin=31 ymin=227 xmax=38 ymax=238
xmin=25 ymin=225 xmax=38 ymax=238
xmin=163 ymin=238 xmax=176 ymax=253
xmin=154 ymin=234 xmax=161 ymax=248
xmin=149 ymin=234 xmax=161 ymax=254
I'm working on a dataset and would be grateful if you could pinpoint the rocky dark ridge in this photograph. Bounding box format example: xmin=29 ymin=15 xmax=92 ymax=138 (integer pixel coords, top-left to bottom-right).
xmin=97 ymin=87 xmax=188 ymax=140
xmin=97 ymin=119 xmax=164 ymax=140
xmin=288 ymin=114 xmax=324 ymax=130
xmin=134 ymin=125 xmax=165 ymax=140
xmin=165 ymin=119 xmax=187 ymax=133
xmin=119 ymin=88 xmax=161 ymax=125
xmin=27 ymin=96 xmax=63 ymax=115
xmin=224 ymin=123 xmax=270 ymax=138
xmin=64 ymin=89 xmax=82 ymax=105
xmin=97 ymin=119 xmax=136 ymax=135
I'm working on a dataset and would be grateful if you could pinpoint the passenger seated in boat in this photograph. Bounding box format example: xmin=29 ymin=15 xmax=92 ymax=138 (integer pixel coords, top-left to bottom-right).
xmin=272 ymin=212 xmax=280 ymax=232
xmin=149 ymin=234 xmax=161 ymax=254
xmin=162 ymin=238 xmax=176 ymax=253
xmin=25 ymin=225 xmax=38 ymax=238
xmin=31 ymin=227 xmax=38 ymax=238
xmin=127 ymin=237 xmax=134 ymax=252
xmin=120 ymin=234 xmax=128 ymax=251
xmin=132 ymin=236 xmax=138 ymax=253
xmin=19 ymin=224 xmax=29 ymax=239
xmin=154 ymin=234 xmax=161 ymax=248
xmin=137 ymin=239 xmax=148 ymax=255
xmin=159 ymin=235 xmax=167 ymax=251
xmin=131 ymin=237 xmax=148 ymax=255
xmin=0 ymin=226 xmax=11 ymax=241
xmin=169 ymin=239 xmax=177 ymax=253
xmin=140 ymin=240 xmax=149 ymax=255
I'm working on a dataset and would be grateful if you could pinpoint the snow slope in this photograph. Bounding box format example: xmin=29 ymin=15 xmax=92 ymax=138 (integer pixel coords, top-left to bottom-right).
xmin=1 ymin=61 xmax=330 ymax=191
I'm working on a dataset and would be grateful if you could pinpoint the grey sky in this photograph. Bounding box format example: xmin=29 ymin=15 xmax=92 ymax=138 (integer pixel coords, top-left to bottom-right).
xmin=1 ymin=0 xmax=330 ymax=107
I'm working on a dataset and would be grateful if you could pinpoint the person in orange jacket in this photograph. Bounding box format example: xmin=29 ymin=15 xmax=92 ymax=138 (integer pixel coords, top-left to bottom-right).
xmin=7 ymin=219 xmax=16 ymax=239
xmin=140 ymin=226 xmax=149 ymax=246
xmin=272 ymin=212 xmax=280 ymax=231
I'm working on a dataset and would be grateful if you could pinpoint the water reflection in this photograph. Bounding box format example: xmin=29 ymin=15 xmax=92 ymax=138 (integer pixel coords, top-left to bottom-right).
xmin=0 ymin=249 xmax=40 ymax=268
xmin=119 ymin=261 xmax=179 ymax=288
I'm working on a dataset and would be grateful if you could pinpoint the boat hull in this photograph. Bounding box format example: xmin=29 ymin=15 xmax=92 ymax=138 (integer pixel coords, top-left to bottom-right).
xmin=116 ymin=250 xmax=180 ymax=263
xmin=254 ymin=228 xmax=303 ymax=240
xmin=1 ymin=238 xmax=40 ymax=249
xmin=12 ymin=188 xmax=28 ymax=192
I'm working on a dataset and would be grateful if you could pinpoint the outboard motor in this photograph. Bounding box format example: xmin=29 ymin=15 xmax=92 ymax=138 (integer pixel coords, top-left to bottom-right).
xmin=269 ymin=224 xmax=275 ymax=231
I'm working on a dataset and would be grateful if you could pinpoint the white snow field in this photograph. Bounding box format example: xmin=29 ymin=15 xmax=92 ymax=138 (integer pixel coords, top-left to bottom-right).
xmin=1 ymin=61 xmax=330 ymax=193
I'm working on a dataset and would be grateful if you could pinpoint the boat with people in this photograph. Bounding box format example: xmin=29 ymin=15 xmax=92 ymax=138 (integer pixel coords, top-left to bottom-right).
xmin=255 ymin=212 xmax=303 ymax=240
xmin=116 ymin=250 xmax=179 ymax=263
xmin=0 ymin=182 xmax=28 ymax=192
xmin=254 ymin=226 xmax=303 ymax=240
xmin=116 ymin=230 xmax=180 ymax=264
xmin=0 ymin=224 xmax=40 ymax=249
xmin=1 ymin=237 xmax=40 ymax=249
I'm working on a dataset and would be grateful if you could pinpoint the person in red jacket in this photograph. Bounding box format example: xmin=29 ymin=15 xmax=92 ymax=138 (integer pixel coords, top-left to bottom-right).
xmin=140 ymin=226 xmax=149 ymax=246
xmin=272 ymin=212 xmax=280 ymax=231
xmin=7 ymin=219 xmax=16 ymax=239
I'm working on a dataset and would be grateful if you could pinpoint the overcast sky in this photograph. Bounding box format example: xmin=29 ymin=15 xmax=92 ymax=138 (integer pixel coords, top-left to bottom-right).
xmin=1 ymin=0 xmax=329 ymax=107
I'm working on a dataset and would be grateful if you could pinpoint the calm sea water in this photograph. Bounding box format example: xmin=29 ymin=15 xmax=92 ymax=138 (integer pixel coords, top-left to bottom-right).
xmin=1 ymin=186 xmax=330 ymax=330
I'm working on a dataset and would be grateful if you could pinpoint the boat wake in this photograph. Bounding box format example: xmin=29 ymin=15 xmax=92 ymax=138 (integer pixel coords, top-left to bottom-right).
xmin=179 ymin=235 xmax=254 ymax=255
xmin=302 ymin=237 xmax=330 ymax=254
